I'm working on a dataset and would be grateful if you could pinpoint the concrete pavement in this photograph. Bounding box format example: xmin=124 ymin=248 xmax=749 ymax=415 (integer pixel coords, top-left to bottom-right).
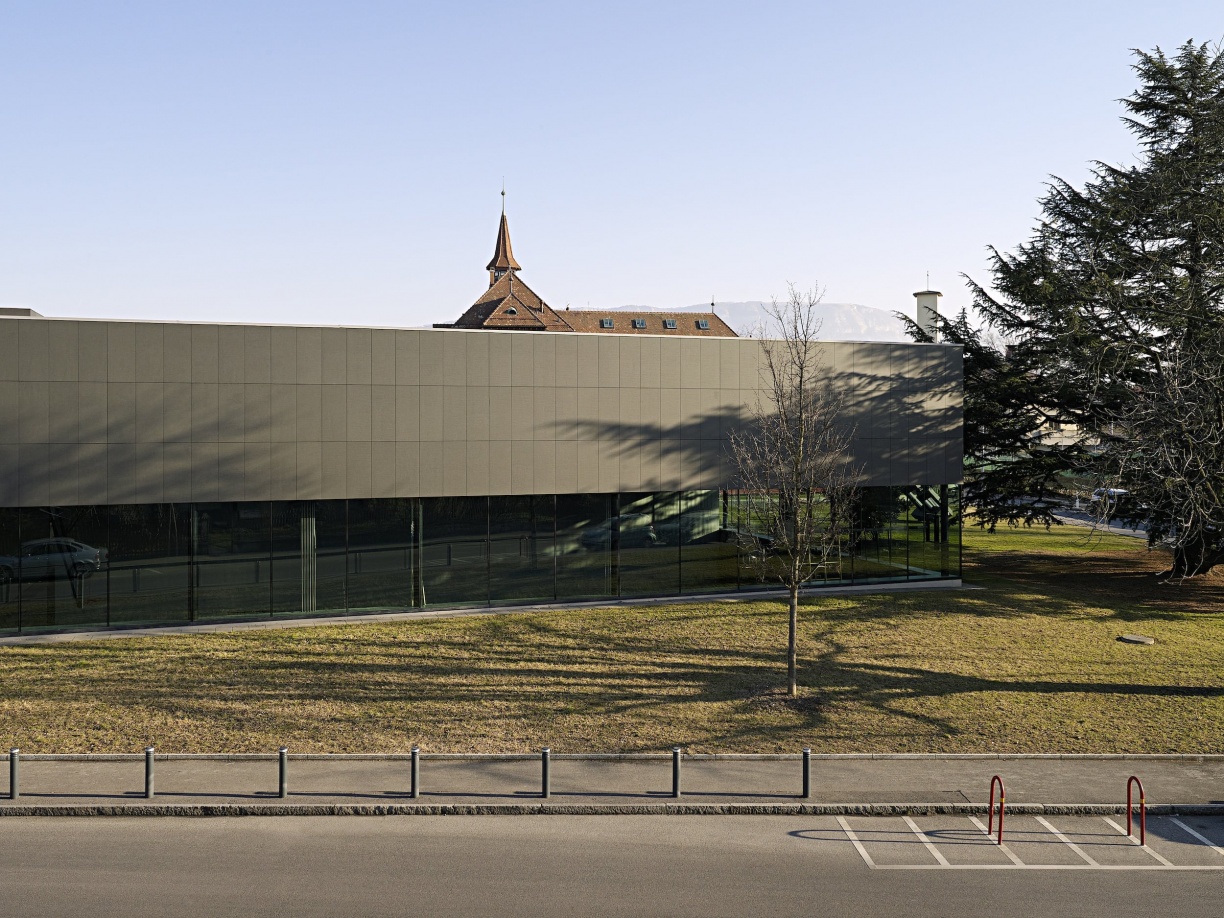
xmin=2 ymin=814 xmax=1223 ymax=917
xmin=3 ymin=754 xmax=1221 ymax=814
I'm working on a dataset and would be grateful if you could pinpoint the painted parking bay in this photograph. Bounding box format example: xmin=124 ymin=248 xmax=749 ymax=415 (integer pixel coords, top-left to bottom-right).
xmin=829 ymin=815 xmax=1224 ymax=870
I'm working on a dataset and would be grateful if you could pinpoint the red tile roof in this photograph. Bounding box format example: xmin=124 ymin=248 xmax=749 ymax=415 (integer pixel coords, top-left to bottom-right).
xmin=560 ymin=310 xmax=737 ymax=337
xmin=440 ymin=209 xmax=737 ymax=337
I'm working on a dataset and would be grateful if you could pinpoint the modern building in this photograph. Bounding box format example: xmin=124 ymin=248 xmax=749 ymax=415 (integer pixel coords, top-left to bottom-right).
xmin=0 ymin=230 xmax=962 ymax=634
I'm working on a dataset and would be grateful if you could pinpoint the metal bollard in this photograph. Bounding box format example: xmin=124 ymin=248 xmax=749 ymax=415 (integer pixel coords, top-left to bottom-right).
xmin=672 ymin=747 xmax=682 ymax=798
xmin=279 ymin=748 xmax=288 ymax=799
xmin=8 ymin=748 xmax=18 ymax=801
xmin=802 ymin=748 xmax=811 ymax=800
xmin=144 ymin=747 xmax=155 ymax=799
xmin=410 ymin=746 xmax=420 ymax=799
xmin=541 ymin=747 xmax=551 ymax=799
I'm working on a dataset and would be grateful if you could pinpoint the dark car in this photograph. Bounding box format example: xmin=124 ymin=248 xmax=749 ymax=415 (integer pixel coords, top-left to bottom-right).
xmin=11 ymin=539 xmax=108 ymax=580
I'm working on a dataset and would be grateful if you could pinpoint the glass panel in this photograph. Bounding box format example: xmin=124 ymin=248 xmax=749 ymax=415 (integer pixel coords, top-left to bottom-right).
xmin=724 ymin=490 xmax=771 ymax=593
xmin=618 ymin=492 xmax=681 ymax=598
xmin=271 ymin=500 xmax=303 ymax=616
xmin=908 ymin=487 xmax=943 ymax=580
xmin=849 ymin=487 xmax=905 ymax=583
xmin=16 ymin=506 xmax=109 ymax=630
xmin=947 ymin=485 xmax=962 ymax=578
xmin=316 ymin=500 xmax=349 ymax=612
xmin=106 ymin=503 xmax=193 ymax=625
xmin=488 ymin=495 xmax=555 ymax=604
xmin=273 ymin=500 xmax=350 ymax=615
xmin=420 ymin=497 xmax=488 ymax=607
xmin=347 ymin=498 xmax=415 ymax=611
xmin=0 ymin=508 xmax=20 ymax=631
xmin=679 ymin=490 xmax=738 ymax=594
xmin=555 ymin=493 xmax=615 ymax=600
xmin=191 ymin=502 xmax=272 ymax=620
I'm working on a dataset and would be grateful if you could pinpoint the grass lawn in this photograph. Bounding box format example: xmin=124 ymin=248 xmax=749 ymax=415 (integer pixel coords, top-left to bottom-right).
xmin=1 ymin=522 xmax=1221 ymax=754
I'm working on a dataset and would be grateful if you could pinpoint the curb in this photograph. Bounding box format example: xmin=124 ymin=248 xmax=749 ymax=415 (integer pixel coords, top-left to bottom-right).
xmin=1 ymin=803 xmax=1222 ymax=818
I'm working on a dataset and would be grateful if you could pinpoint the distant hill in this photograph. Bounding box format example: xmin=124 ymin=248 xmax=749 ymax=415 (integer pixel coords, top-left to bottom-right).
xmin=607 ymin=301 xmax=910 ymax=341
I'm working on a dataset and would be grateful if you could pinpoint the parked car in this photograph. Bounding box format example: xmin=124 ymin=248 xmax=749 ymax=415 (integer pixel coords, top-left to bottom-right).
xmin=580 ymin=514 xmax=659 ymax=551
xmin=11 ymin=539 xmax=108 ymax=580
xmin=1090 ymin=488 xmax=1129 ymax=502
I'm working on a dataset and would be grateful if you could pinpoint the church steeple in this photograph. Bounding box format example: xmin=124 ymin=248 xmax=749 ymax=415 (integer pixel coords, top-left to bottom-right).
xmin=486 ymin=191 xmax=521 ymax=286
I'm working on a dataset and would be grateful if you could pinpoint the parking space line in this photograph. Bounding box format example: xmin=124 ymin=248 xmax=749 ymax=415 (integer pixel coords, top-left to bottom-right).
xmin=1034 ymin=816 xmax=1099 ymax=866
xmin=1102 ymin=816 xmax=1174 ymax=866
xmin=836 ymin=816 xmax=876 ymax=868
xmin=968 ymin=815 xmax=1025 ymax=865
xmin=872 ymin=864 xmax=1224 ymax=871
xmin=901 ymin=815 xmax=949 ymax=866
xmin=1170 ymin=817 xmax=1224 ymax=857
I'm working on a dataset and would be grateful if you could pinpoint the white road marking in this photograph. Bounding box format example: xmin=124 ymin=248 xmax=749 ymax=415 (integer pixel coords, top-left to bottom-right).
xmin=836 ymin=816 xmax=876 ymax=868
xmin=901 ymin=815 xmax=949 ymax=866
xmin=830 ymin=814 xmax=1224 ymax=871
xmin=968 ymin=815 xmax=1025 ymax=865
xmin=872 ymin=864 xmax=1224 ymax=871
xmin=1032 ymin=816 xmax=1100 ymax=866
xmin=1102 ymin=816 xmax=1173 ymax=866
xmin=1170 ymin=817 xmax=1224 ymax=857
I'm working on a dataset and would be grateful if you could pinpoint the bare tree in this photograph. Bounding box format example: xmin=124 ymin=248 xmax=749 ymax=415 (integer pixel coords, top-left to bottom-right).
xmin=728 ymin=284 xmax=860 ymax=697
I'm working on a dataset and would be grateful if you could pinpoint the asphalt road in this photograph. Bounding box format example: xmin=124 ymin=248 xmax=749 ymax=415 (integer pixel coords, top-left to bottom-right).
xmin=3 ymin=815 xmax=1222 ymax=918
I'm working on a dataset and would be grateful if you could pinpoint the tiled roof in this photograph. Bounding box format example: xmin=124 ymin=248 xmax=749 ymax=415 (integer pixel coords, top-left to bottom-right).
xmin=559 ymin=310 xmax=738 ymax=337
xmin=445 ymin=208 xmax=738 ymax=337
xmin=452 ymin=272 xmax=574 ymax=331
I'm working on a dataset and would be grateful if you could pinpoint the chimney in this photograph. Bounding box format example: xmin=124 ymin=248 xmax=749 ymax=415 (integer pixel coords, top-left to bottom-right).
xmin=913 ymin=289 xmax=942 ymax=342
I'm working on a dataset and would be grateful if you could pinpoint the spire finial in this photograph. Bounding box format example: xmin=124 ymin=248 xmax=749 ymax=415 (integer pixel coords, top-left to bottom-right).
xmin=926 ymin=270 xmax=930 ymax=289
xmin=487 ymin=193 xmax=521 ymax=282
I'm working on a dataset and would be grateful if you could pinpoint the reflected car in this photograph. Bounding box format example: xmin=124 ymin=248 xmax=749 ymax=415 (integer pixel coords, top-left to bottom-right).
xmin=11 ymin=539 xmax=108 ymax=580
xmin=580 ymin=514 xmax=659 ymax=550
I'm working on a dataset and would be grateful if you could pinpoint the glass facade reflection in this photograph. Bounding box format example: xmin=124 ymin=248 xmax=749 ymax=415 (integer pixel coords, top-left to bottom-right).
xmin=0 ymin=486 xmax=960 ymax=633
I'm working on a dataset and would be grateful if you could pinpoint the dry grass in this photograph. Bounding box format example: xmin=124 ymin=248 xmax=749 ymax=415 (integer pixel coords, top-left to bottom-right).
xmin=2 ymin=522 xmax=1221 ymax=754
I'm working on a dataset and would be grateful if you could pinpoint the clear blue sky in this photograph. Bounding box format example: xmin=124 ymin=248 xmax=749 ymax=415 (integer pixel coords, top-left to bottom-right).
xmin=1 ymin=1 xmax=1219 ymax=328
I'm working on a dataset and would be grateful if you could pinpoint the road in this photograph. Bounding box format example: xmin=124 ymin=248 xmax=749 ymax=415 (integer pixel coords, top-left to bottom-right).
xmin=2 ymin=815 xmax=1222 ymax=917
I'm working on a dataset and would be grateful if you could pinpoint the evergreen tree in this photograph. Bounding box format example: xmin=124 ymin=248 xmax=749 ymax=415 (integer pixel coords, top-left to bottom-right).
xmin=969 ymin=41 xmax=1224 ymax=578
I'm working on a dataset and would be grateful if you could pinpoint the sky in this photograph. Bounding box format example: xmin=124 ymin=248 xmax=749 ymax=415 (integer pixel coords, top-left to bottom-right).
xmin=1 ymin=1 xmax=1220 ymax=329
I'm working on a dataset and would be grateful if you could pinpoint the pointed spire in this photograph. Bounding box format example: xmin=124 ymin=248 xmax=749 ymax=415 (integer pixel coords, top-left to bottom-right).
xmin=486 ymin=192 xmax=521 ymax=285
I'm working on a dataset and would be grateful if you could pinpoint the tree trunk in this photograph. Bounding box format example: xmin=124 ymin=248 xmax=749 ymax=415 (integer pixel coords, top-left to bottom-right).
xmin=788 ymin=585 xmax=799 ymax=697
xmin=1162 ymin=531 xmax=1224 ymax=580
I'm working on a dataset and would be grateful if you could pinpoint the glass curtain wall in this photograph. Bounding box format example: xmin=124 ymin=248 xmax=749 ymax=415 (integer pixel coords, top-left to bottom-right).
xmin=106 ymin=503 xmax=192 ymax=626
xmin=16 ymin=506 xmax=109 ymax=630
xmin=488 ymin=495 xmax=556 ymax=605
xmin=0 ymin=486 xmax=961 ymax=633
xmin=0 ymin=508 xmax=19 ymax=631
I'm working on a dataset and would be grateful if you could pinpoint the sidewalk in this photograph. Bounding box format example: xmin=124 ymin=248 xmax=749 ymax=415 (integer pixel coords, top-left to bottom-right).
xmin=2 ymin=754 xmax=1221 ymax=815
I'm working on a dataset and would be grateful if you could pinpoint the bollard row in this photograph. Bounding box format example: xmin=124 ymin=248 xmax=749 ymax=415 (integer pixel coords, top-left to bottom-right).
xmin=4 ymin=748 xmax=817 ymax=802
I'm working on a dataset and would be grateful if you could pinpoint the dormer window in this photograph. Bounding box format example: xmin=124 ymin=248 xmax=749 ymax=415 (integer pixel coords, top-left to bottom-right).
xmin=600 ymin=318 xmax=614 ymax=329
xmin=696 ymin=319 xmax=710 ymax=330
xmin=663 ymin=319 xmax=677 ymax=330
xmin=631 ymin=318 xmax=646 ymax=329
xmin=505 ymin=307 xmax=518 ymax=315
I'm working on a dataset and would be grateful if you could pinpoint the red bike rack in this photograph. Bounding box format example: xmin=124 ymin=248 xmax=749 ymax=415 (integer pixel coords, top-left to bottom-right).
xmin=1127 ymin=776 xmax=1146 ymax=846
xmin=987 ymin=775 xmax=1005 ymax=845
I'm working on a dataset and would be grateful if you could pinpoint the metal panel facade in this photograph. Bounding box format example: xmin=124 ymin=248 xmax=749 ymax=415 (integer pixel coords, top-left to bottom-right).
xmin=0 ymin=318 xmax=962 ymax=507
